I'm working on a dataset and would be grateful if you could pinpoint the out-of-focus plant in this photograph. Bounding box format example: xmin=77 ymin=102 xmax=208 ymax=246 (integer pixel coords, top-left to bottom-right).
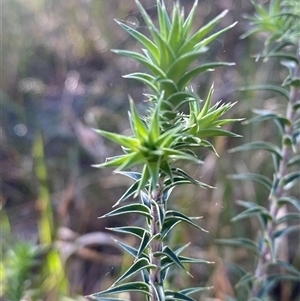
xmin=87 ymin=0 xmax=239 ymax=300
xmin=219 ymin=0 xmax=300 ymax=300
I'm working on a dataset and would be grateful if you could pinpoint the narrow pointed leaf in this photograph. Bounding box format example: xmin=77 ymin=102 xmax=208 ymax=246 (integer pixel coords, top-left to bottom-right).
xmin=178 ymin=62 xmax=234 ymax=89
xmin=114 ymin=239 xmax=138 ymax=258
xmin=165 ymin=291 xmax=196 ymax=301
xmin=113 ymin=258 xmax=155 ymax=285
xmin=89 ymin=282 xmax=151 ymax=297
xmin=228 ymin=173 xmax=272 ymax=190
xmin=124 ymin=73 xmax=158 ymax=93
xmin=165 ymin=210 xmax=208 ymax=232
xmin=100 ymin=204 xmax=152 ymax=219
xmin=129 ymin=97 xmax=148 ymax=140
xmin=160 ymin=246 xmax=191 ymax=276
xmin=179 ymin=286 xmax=214 ymax=295
xmin=107 ymin=226 xmax=148 ymax=238
xmin=239 ymin=85 xmax=290 ymax=100
xmin=112 ymin=49 xmax=165 ymax=78
xmin=229 ymin=141 xmax=282 ymax=158
xmin=216 ymin=238 xmax=261 ymax=257
xmin=136 ymin=231 xmax=151 ymax=257
xmin=94 ymin=129 xmax=139 ymax=149
xmin=87 ymin=297 xmax=130 ymax=301
xmin=114 ymin=171 xmax=141 ymax=181
xmin=113 ymin=181 xmax=140 ymax=207
xmin=196 ymin=22 xmax=238 ymax=50
xmin=277 ymin=197 xmax=300 ymax=211
xmin=115 ymin=20 xmax=159 ymax=63
xmin=179 ymin=10 xmax=229 ymax=55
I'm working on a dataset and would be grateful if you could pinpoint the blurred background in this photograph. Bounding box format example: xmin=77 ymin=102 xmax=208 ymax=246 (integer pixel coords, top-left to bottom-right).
xmin=1 ymin=0 xmax=299 ymax=300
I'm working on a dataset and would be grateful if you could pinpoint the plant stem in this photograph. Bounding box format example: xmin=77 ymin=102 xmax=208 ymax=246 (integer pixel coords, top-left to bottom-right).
xmin=251 ymin=46 xmax=300 ymax=297
xmin=149 ymin=179 xmax=165 ymax=301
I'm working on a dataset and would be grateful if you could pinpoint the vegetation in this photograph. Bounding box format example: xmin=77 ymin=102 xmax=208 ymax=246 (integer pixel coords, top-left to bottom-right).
xmin=1 ymin=0 xmax=299 ymax=300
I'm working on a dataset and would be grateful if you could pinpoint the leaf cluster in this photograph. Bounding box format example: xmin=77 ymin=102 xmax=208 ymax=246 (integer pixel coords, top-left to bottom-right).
xmin=219 ymin=0 xmax=300 ymax=299
xmin=89 ymin=0 xmax=239 ymax=300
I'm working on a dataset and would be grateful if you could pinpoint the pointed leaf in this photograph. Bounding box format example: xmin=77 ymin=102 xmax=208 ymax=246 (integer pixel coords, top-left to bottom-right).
xmin=114 ymin=239 xmax=138 ymax=258
xmin=229 ymin=141 xmax=282 ymax=158
xmin=179 ymin=10 xmax=229 ymax=55
xmin=113 ymin=181 xmax=140 ymax=207
xmin=160 ymin=246 xmax=192 ymax=276
xmin=115 ymin=20 xmax=159 ymax=63
xmin=100 ymin=204 xmax=152 ymax=220
xmin=112 ymin=49 xmax=165 ymax=78
xmin=216 ymin=238 xmax=261 ymax=257
xmin=107 ymin=226 xmax=148 ymax=239
xmin=239 ymin=85 xmax=290 ymax=100
xmin=277 ymin=197 xmax=300 ymax=211
xmin=164 ymin=210 xmax=208 ymax=232
xmin=94 ymin=129 xmax=139 ymax=149
xmin=136 ymin=231 xmax=152 ymax=257
xmin=113 ymin=258 xmax=155 ymax=285
xmin=165 ymin=291 xmax=196 ymax=301
xmin=228 ymin=173 xmax=272 ymax=190
xmin=89 ymin=282 xmax=151 ymax=298
xmin=124 ymin=73 xmax=158 ymax=93
xmin=179 ymin=286 xmax=213 ymax=295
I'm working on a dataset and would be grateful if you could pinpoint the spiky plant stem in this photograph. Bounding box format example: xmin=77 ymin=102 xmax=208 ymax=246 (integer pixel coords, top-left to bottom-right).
xmin=251 ymin=45 xmax=300 ymax=298
xmin=149 ymin=180 xmax=165 ymax=301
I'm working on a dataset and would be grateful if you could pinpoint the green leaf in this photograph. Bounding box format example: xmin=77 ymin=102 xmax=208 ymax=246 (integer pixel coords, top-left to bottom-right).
xmin=161 ymin=218 xmax=181 ymax=238
xmin=179 ymin=10 xmax=229 ymax=55
xmin=164 ymin=210 xmax=207 ymax=232
xmin=112 ymin=49 xmax=165 ymax=78
xmin=179 ymin=286 xmax=213 ymax=296
xmin=114 ymin=239 xmax=138 ymax=258
xmin=196 ymin=128 xmax=241 ymax=138
xmin=167 ymin=2 xmax=182 ymax=53
xmin=107 ymin=226 xmax=148 ymax=239
xmin=228 ymin=173 xmax=272 ymax=190
xmin=87 ymin=297 xmax=130 ymax=301
xmin=166 ymin=50 xmax=208 ymax=81
xmin=162 ymin=148 xmax=200 ymax=163
xmin=115 ymin=20 xmax=159 ymax=63
xmin=140 ymin=190 xmax=151 ymax=208
xmin=269 ymin=260 xmax=300 ymax=277
xmin=239 ymin=85 xmax=290 ymax=100
xmin=94 ymin=129 xmax=139 ymax=150
xmin=216 ymin=238 xmax=261 ymax=257
xmin=157 ymin=0 xmax=171 ymax=40
xmin=113 ymin=181 xmax=140 ymax=207
xmin=229 ymin=141 xmax=282 ymax=158
xmin=277 ymin=196 xmax=300 ymax=211
xmin=124 ymin=73 xmax=158 ymax=94
xmin=275 ymin=213 xmax=300 ymax=225
xmin=88 ymin=282 xmax=151 ymax=298
xmin=159 ymin=246 xmax=192 ymax=276
xmin=234 ymin=272 xmax=255 ymax=289
xmin=195 ymin=21 xmax=238 ymax=50
xmin=182 ymin=0 xmax=198 ymax=40
xmin=129 ymin=97 xmax=148 ymax=141
xmin=273 ymin=224 xmax=300 ymax=239
xmin=281 ymin=171 xmax=300 ymax=188
xmin=115 ymin=171 xmax=141 ymax=181
xmin=113 ymin=258 xmax=155 ymax=285
xmin=165 ymin=291 xmax=197 ymax=301
xmin=100 ymin=204 xmax=152 ymax=220
xmin=136 ymin=231 xmax=152 ymax=257
xmin=177 ymin=62 xmax=234 ymax=90
xmin=231 ymin=205 xmax=273 ymax=224
xmin=136 ymin=164 xmax=150 ymax=196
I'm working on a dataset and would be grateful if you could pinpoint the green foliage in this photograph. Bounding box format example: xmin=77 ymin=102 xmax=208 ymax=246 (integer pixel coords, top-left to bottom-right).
xmin=1 ymin=241 xmax=41 ymax=301
xmin=89 ymin=0 xmax=238 ymax=300
xmin=220 ymin=0 xmax=300 ymax=300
